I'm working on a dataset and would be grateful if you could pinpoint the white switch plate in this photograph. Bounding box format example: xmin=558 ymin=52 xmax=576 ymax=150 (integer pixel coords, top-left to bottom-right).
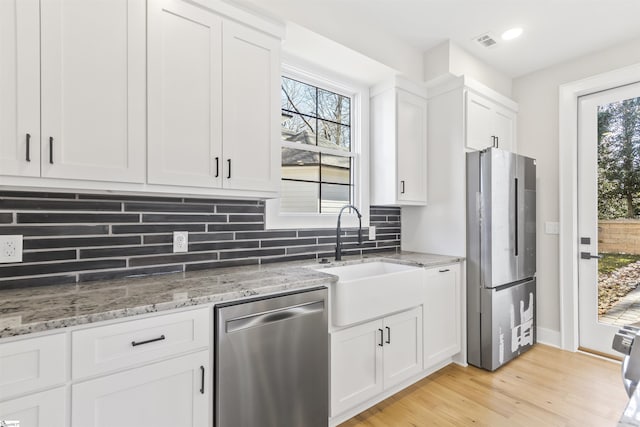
xmin=0 ymin=235 xmax=23 ymax=263
xmin=173 ymin=231 xmax=189 ymax=253
xmin=368 ymin=226 xmax=376 ymax=240
xmin=545 ymin=221 xmax=560 ymax=235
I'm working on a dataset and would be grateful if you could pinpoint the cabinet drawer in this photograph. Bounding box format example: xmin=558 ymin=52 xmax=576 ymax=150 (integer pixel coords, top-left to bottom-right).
xmin=0 ymin=333 xmax=67 ymax=401
xmin=72 ymin=308 xmax=210 ymax=379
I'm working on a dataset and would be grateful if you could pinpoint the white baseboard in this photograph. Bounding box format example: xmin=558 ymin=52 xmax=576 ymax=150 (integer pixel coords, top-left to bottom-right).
xmin=537 ymin=326 xmax=561 ymax=348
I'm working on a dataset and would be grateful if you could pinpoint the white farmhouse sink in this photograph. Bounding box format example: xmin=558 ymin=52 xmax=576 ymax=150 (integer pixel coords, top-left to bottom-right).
xmin=320 ymin=261 xmax=424 ymax=326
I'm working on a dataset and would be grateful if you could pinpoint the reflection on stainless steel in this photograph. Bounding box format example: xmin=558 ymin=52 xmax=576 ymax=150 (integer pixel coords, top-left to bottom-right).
xmin=613 ymin=324 xmax=640 ymax=425
xmin=215 ymin=288 xmax=328 ymax=427
xmin=467 ymin=148 xmax=537 ymax=371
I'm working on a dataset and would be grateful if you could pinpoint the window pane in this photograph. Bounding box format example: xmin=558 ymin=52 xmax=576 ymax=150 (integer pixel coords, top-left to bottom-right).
xmin=282 ymin=148 xmax=320 ymax=181
xmin=321 ymin=183 xmax=351 ymax=213
xmin=318 ymin=120 xmax=350 ymax=151
xmin=282 ymin=113 xmax=316 ymax=145
xmin=281 ymin=77 xmax=316 ymax=116
xmin=321 ymin=154 xmax=350 ymax=185
xmin=280 ymin=180 xmax=319 ymax=213
xmin=318 ymin=89 xmax=350 ymax=125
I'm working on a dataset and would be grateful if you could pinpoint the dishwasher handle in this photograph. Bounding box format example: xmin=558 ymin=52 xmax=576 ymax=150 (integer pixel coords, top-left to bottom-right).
xmin=225 ymin=300 xmax=325 ymax=333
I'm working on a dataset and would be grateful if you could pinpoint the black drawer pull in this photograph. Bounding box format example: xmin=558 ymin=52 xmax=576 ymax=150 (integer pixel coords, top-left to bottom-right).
xmin=26 ymin=133 xmax=31 ymax=162
xmin=385 ymin=326 xmax=391 ymax=344
xmin=200 ymin=365 xmax=205 ymax=394
xmin=378 ymin=328 xmax=384 ymax=347
xmin=131 ymin=334 xmax=165 ymax=347
xmin=439 ymin=269 xmax=450 ymax=273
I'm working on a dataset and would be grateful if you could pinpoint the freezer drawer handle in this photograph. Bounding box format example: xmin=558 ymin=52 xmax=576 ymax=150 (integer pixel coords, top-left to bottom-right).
xmin=580 ymin=252 xmax=602 ymax=260
xmin=385 ymin=326 xmax=391 ymax=344
xmin=131 ymin=334 xmax=166 ymax=347
xmin=378 ymin=329 xmax=384 ymax=347
xmin=225 ymin=300 xmax=324 ymax=333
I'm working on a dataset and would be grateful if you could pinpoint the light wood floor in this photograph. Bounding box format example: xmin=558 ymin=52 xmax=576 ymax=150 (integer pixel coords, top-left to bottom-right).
xmin=340 ymin=345 xmax=627 ymax=427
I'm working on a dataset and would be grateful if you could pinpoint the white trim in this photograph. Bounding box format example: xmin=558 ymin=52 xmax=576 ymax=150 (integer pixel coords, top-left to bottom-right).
xmin=266 ymin=59 xmax=370 ymax=230
xmin=558 ymin=62 xmax=640 ymax=351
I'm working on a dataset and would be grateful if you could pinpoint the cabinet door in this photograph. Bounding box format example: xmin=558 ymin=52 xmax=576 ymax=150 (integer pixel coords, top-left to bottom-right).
xmin=0 ymin=0 xmax=40 ymax=177
xmin=330 ymin=319 xmax=383 ymax=417
xmin=72 ymin=351 xmax=209 ymax=427
xmin=493 ymin=104 xmax=516 ymax=152
xmin=465 ymin=91 xmax=494 ymax=151
xmin=147 ymin=0 xmax=222 ymax=188
xmin=0 ymin=387 xmax=66 ymax=427
xmin=424 ymin=264 xmax=461 ymax=367
xmin=222 ymin=20 xmax=280 ymax=192
xmin=382 ymin=307 xmax=423 ymax=389
xmin=396 ymin=90 xmax=427 ymax=205
xmin=40 ymin=0 xmax=145 ymax=183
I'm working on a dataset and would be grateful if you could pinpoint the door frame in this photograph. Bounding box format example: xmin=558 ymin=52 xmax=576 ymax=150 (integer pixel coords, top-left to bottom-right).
xmin=559 ymin=62 xmax=640 ymax=351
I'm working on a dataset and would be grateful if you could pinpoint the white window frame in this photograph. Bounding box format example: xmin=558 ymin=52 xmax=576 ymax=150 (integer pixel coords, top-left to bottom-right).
xmin=266 ymin=60 xmax=370 ymax=230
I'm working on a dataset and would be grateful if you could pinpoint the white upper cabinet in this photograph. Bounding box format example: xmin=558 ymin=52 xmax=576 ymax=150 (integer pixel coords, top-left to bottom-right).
xmin=40 ymin=0 xmax=146 ymax=183
xmin=222 ymin=20 xmax=280 ymax=192
xmin=371 ymin=77 xmax=428 ymax=206
xmin=465 ymin=90 xmax=516 ymax=152
xmin=147 ymin=3 xmax=280 ymax=193
xmin=147 ymin=0 xmax=223 ymax=188
xmin=0 ymin=0 xmax=40 ymax=177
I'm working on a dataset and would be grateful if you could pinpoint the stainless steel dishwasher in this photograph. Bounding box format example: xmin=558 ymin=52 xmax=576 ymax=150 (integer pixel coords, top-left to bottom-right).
xmin=215 ymin=287 xmax=328 ymax=427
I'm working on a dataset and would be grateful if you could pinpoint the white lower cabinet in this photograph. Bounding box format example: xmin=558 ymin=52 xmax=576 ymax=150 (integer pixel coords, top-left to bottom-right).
xmin=330 ymin=307 xmax=422 ymax=417
xmin=0 ymin=387 xmax=66 ymax=427
xmin=423 ymin=264 xmax=461 ymax=367
xmin=72 ymin=350 xmax=209 ymax=427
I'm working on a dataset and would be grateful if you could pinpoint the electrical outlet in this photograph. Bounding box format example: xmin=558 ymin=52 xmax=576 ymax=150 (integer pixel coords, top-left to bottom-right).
xmin=368 ymin=226 xmax=376 ymax=240
xmin=173 ymin=231 xmax=189 ymax=253
xmin=0 ymin=235 xmax=23 ymax=263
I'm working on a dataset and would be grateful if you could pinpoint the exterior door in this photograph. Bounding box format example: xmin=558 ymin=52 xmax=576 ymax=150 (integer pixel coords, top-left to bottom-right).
xmin=578 ymin=82 xmax=640 ymax=355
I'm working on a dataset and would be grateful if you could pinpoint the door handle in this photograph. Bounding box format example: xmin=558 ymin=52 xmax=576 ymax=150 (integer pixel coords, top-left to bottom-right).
xmin=385 ymin=326 xmax=391 ymax=344
xmin=200 ymin=365 xmax=205 ymax=394
xmin=214 ymin=157 xmax=219 ymax=178
xmin=49 ymin=137 xmax=54 ymax=164
xmin=400 ymin=180 xmax=405 ymax=194
xmin=378 ymin=328 xmax=384 ymax=347
xmin=580 ymin=252 xmax=601 ymax=260
xmin=227 ymin=159 xmax=231 ymax=179
xmin=26 ymin=133 xmax=31 ymax=162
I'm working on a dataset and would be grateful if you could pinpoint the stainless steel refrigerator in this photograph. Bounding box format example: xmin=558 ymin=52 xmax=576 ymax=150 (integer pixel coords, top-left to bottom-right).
xmin=467 ymin=147 xmax=536 ymax=371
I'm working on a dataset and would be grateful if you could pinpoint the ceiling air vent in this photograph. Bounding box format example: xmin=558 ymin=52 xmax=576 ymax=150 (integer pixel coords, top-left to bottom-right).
xmin=475 ymin=33 xmax=497 ymax=48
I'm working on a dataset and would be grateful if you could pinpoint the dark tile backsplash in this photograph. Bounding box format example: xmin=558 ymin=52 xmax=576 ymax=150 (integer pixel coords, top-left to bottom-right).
xmin=0 ymin=192 xmax=401 ymax=290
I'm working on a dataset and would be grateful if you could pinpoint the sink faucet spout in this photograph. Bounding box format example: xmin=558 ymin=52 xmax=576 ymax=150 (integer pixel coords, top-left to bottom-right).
xmin=335 ymin=204 xmax=362 ymax=261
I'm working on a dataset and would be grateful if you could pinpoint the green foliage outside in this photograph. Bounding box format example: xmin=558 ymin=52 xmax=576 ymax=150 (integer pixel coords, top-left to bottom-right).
xmin=598 ymin=97 xmax=640 ymax=219
xmin=598 ymin=253 xmax=640 ymax=275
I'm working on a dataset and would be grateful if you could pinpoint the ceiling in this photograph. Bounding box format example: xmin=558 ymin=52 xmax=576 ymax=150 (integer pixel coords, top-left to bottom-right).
xmin=230 ymin=0 xmax=640 ymax=78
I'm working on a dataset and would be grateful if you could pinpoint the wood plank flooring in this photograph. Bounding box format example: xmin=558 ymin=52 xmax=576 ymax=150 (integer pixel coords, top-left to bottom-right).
xmin=339 ymin=345 xmax=627 ymax=427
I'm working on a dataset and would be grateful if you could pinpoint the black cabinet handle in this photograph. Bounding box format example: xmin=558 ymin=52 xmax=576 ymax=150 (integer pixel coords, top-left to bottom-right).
xmin=26 ymin=133 xmax=31 ymax=162
xmin=439 ymin=269 xmax=450 ymax=273
xmin=385 ymin=326 xmax=391 ymax=344
xmin=214 ymin=157 xmax=219 ymax=178
xmin=49 ymin=137 xmax=54 ymax=164
xmin=496 ymin=136 xmax=499 ymax=148
xmin=227 ymin=159 xmax=231 ymax=179
xmin=200 ymin=365 xmax=205 ymax=394
xmin=378 ymin=328 xmax=384 ymax=347
xmin=400 ymin=180 xmax=405 ymax=194
xmin=131 ymin=334 xmax=165 ymax=347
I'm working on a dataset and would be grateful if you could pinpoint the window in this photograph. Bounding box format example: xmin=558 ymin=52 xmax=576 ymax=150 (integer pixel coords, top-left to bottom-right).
xmin=265 ymin=62 xmax=369 ymax=230
xmin=280 ymin=76 xmax=354 ymax=214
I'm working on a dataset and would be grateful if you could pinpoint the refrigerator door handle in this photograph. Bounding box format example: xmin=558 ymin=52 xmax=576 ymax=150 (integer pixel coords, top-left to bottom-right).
xmin=514 ymin=177 xmax=519 ymax=257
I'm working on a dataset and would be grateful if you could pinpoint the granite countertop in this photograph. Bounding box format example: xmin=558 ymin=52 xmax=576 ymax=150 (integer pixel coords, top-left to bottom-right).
xmin=0 ymin=251 xmax=462 ymax=339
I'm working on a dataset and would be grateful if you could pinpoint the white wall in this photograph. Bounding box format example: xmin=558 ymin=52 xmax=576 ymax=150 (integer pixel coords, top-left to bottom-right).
xmin=512 ymin=37 xmax=640 ymax=342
